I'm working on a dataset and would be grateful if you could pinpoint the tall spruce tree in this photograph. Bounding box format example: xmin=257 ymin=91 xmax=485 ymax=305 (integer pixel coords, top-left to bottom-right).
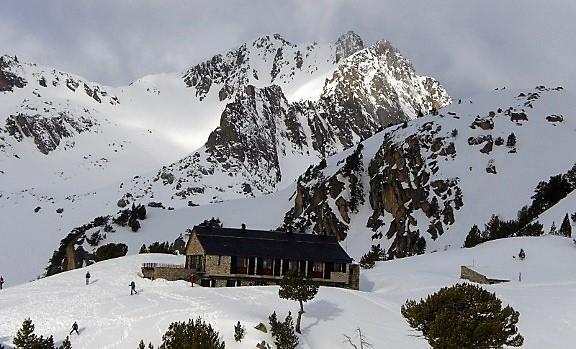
xmin=464 ymin=225 xmax=483 ymax=248
xmin=560 ymin=214 xmax=572 ymax=237
xmin=278 ymin=271 xmax=319 ymax=334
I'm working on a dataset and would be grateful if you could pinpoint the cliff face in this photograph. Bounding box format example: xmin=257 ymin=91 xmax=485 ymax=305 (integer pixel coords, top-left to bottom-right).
xmin=281 ymin=120 xmax=463 ymax=258
xmin=120 ymin=34 xmax=450 ymax=206
xmin=280 ymin=86 xmax=572 ymax=259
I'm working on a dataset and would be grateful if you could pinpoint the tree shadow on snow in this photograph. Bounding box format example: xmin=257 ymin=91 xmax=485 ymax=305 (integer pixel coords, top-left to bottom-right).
xmin=301 ymin=299 xmax=343 ymax=334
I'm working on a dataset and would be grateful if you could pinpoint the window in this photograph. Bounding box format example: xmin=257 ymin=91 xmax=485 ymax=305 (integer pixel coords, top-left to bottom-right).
xmin=313 ymin=262 xmax=323 ymax=272
xmin=288 ymin=260 xmax=299 ymax=272
xmin=334 ymin=263 xmax=347 ymax=273
xmin=233 ymin=257 xmax=248 ymax=274
xmin=189 ymin=255 xmax=203 ymax=271
xmin=238 ymin=257 xmax=248 ymax=268
xmin=311 ymin=262 xmax=324 ymax=278
xmin=262 ymin=258 xmax=273 ymax=275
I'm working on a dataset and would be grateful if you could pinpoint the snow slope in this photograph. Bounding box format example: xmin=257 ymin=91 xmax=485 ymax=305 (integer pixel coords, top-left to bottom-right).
xmin=1 ymin=236 xmax=574 ymax=348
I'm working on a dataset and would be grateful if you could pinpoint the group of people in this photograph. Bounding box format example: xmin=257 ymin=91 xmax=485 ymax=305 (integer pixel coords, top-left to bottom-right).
xmin=63 ymin=272 xmax=139 ymax=337
xmin=85 ymin=271 xmax=138 ymax=294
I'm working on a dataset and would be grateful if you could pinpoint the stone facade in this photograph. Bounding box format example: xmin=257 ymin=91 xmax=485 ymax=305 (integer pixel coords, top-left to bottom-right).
xmin=145 ymin=229 xmax=361 ymax=290
xmin=142 ymin=264 xmax=193 ymax=281
xmin=205 ymin=255 xmax=232 ymax=275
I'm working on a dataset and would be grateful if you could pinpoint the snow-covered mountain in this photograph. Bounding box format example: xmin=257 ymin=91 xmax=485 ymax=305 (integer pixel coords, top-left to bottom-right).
xmin=36 ymin=85 xmax=576 ymax=287
xmin=0 ymin=31 xmax=450 ymax=285
xmin=280 ymin=86 xmax=576 ymax=258
xmin=1 ymin=235 xmax=575 ymax=348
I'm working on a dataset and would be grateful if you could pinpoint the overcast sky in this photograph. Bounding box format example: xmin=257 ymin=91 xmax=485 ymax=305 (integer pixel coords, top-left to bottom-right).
xmin=2 ymin=0 xmax=575 ymax=98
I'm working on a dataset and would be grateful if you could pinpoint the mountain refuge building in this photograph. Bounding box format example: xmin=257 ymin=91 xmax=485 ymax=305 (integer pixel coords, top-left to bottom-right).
xmin=142 ymin=225 xmax=360 ymax=290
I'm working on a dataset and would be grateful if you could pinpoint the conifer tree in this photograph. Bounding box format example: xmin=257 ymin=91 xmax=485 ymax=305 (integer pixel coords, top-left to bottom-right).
xmin=550 ymin=221 xmax=558 ymax=235
xmin=269 ymin=311 xmax=280 ymax=337
xmin=138 ymin=340 xmax=146 ymax=349
xmin=274 ymin=312 xmax=299 ymax=349
xmin=560 ymin=213 xmax=572 ymax=237
xmin=234 ymin=321 xmax=245 ymax=342
xmin=506 ymin=133 xmax=516 ymax=147
xmin=13 ymin=318 xmax=37 ymax=348
xmin=278 ymin=271 xmax=319 ymax=334
xmin=59 ymin=336 xmax=72 ymax=349
xmin=464 ymin=225 xmax=483 ymax=248
xmin=401 ymin=283 xmax=523 ymax=348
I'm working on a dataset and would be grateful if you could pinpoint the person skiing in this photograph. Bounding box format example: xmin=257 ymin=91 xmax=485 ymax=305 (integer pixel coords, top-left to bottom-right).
xmin=130 ymin=281 xmax=138 ymax=295
xmin=518 ymin=248 xmax=526 ymax=260
xmin=69 ymin=321 xmax=79 ymax=335
xmin=85 ymin=271 xmax=91 ymax=286
xmin=0 ymin=276 xmax=4 ymax=290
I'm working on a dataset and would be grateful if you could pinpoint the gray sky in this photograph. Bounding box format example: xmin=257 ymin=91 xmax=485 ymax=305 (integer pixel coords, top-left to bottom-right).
xmin=2 ymin=0 xmax=575 ymax=98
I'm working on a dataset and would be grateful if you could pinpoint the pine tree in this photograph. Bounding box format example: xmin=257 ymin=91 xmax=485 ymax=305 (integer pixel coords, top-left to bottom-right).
xmin=59 ymin=336 xmax=72 ymax=349
xmin=401 ymin=283 xmax=523 ymax=348
xmin=274 ymin=312 xmax=299 ymax=349
xmin=234 ymin=321 xmax=245 ymax=342
xmin=13 ymin=318 xmax=37 ymax=348
xmin=359 ymin=245 xmax=386 ymax=269
xmin=138 ymin=340 xmax=146 ymax=349
xmin=506 ymin=133 xmax=517 ymax=147
xmin=550 ymin=221 xmax=558 ymax=235
xmin=278 ymin=271 xmax=319 ymax=334
xmin=158 ymin=317 xmax=224 ymax=349
xmin=463 ymin=225 xmax=482 ymax=248
xmin=139 ymin=244 xmax=148 ymax=254
xmin=560 ymin=214 xmax=572 ymax=237
xmin=269 ymin=311 xmax=280 ymax=337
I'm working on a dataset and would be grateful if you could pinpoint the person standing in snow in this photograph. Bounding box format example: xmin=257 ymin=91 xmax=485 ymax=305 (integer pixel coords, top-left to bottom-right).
xmin=85 ymin=271 xmax=91 ymax=285
xmin=0 ymin=276 xmax=4 ymax=290
xmin=130 ymin=281 xmax=138 ymax=295
xmin=69 ymin=321 xmax=79 ymax=335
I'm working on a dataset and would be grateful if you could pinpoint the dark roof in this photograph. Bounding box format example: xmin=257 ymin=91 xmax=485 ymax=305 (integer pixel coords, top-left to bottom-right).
xmin=192 ymin=226 xmax=352 ymax=263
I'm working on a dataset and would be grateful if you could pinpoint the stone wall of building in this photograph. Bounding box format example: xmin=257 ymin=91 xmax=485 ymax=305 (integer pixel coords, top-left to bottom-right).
xmin=185 ymin=233 xmax=205 ymax=255
xmin=330 ymin=271 xmax=349 ymax=283
xmin=349 ymin=264 xmax=360 ymax=290
xmin=142 ymin=266 xmax=192 ymax=281
xmin=205 ymin=255 xmax=232 ymax=275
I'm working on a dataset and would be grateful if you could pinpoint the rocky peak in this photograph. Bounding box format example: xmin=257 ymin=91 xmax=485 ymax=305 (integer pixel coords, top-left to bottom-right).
xmin=0 ymin=54 xmax=27 ymax=92
xmin=335 ymin=31 xmax=364 ymax=63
